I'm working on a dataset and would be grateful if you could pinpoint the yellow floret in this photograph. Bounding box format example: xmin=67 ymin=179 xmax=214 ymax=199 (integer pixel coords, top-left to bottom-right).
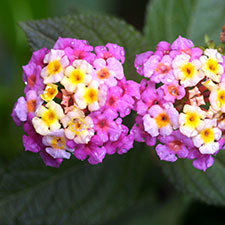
xmin=84 ymin=88 xmax=98 ymax=104
xmin=42 ymin=109 xmax=58 ymax=126
xmin=41 ymin=84 xmax=58 ymax=102
xmin=200 ymin=128 xmax=214 ymax=143
xmin=155 ymin=113 xmax=170 ymax=128
xmin=185 ymin=112 xmax=201 ymax=128
xmin=69 ymin=69 xmax=85 ymax=84
xmin=47 ymin=60 xmax=62 ymax=75
xmin=206 ymin=58 xmax=219 ymax=74
xmin=181 ymin=63 xmax=195 ymax=79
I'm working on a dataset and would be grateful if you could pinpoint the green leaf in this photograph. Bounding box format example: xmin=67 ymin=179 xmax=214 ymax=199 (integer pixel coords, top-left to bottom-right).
xmin=127 ymin=195 xmax=190 ymax=225
xmin=144 ymin=0 xmax=225 ymax=47
xmin=104 ymin=194 xmax=190 ymax=225
xmin=0 ymin=147 xmax=156 ymax=225
xmin=19 ymin=13 xmax=148 ymax=81
xmin=161 ymin=151 xmax=225 ymax=206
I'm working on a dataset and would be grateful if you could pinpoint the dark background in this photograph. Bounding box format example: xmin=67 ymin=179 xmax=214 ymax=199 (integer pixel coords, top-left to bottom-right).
xmin=0 ymin=0 xmax=224 ymax=224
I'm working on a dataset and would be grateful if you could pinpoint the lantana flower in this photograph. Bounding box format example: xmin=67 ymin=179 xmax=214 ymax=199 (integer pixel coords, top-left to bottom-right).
xmin=156 ymin=130 xmax=194 ymax=162
xmin=41 ymin=50 xmax=69 ymax=84
xmin=32 ymin=101 xmax=65 ymax=135
xmin=143 ymin=55 xmax=174 ymax=84
xmin=90 ymin=109 xmax=122 ymax=143
xmin=13 ymin=35 xmax=225 ymax=172
xmin=61 ymin=108 xmax=94 ymax=144
xmin=209 ymin=82 xmax=225 ymax=112
xmin=12 ymin=37 xmax=138 ymax=167
xmin=143 ymin=103 xmax=179 ymax=137
xmin=40 ymin=84 xmax=58 ymax=102
xmin=192 ymin=119 xmax=222 ymax=154
xmin=95 ymin=43 xmax=125 ymax=63
xmin=61 ymin=59 xmax=93 ymax=92
xmin=75 ymin=80 xmax=107 ymax=111
xmin=200 ymin=49 xmax=224 ymax=83
xmin=93 ymin=57 xmax=124 ymax=87
xmin=172 ymin=53 xmax=204 ymax=87
xmin=12 ymin=90 xmax=42 ymax=125
xmin=160 ymin=80 xmax=185 ymax=103
xmin=133 ymin=35 xmax=225 ymax=171
xmin=42 ymin=129 xmax=74 ymax=159
xmin=179 ymin=104 xmax=206 ymax=137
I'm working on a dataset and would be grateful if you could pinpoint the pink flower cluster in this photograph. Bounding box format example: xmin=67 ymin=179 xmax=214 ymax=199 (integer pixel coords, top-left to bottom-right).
xmin=12 ymin=38 xmax=139 ymax=167
xmin=132 ymin=36 xmax=225 ymax=171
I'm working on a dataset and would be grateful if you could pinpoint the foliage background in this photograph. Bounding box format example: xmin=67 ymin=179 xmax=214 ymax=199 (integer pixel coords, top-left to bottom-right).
xmin=0 ymin=0 xmax=225 ymax=224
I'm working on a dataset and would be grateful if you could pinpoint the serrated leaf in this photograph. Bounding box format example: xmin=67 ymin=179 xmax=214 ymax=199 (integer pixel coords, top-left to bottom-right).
xmin=0 ymin=147 xmax=156 ymax=225
xmin=161 ymin=151 xmax=225 ymax=206
xmin=19 ymin=13 xmax=148 ymax=81
xmin=144 ymin=0 xmax=225 ymax=47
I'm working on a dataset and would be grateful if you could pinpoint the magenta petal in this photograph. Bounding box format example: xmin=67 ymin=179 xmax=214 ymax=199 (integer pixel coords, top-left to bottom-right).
xmin=74 ymin=146 xmax=88 ymax=161
xmin=88 ymin=146 xmax=106 ymax=164
xmin=193 ymin=155 xmax=214 ymax=171
xmin=40 ymin=150 xmax=63 ymax=168
xmin=171 ymin=36 xmax=194 ymax=50
xmin=156 ymin=144 xmax=177 ymax=162
xmin=23 ymin=135 xmax=41 ymax=153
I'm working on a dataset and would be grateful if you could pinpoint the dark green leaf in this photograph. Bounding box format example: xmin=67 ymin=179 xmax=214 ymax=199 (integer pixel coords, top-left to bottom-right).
xmin=0 ymin=147 xmax=156 ymax=225
xmin=127 ymin=195 xmax=190 ymax=225
xmin=20 ymin=13 xmax=148 ymax=81
xmin=144 ymin=0 xmax=225 ymax=47
xmin=161 ymin=151 xmax=225 ymax=206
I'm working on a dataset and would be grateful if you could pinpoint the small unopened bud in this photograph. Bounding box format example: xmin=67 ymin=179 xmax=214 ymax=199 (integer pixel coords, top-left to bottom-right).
xmin=220 ymin=25 xmax=225 ymax=43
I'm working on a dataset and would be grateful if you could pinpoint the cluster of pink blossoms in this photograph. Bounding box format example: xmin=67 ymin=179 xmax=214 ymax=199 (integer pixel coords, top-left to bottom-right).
xmin=12 ymin=38 xmax=139 ymax=167
xmin=132 ymin=36 xmax=225 ymax=171
xmin=12 ymin=35 xmax=225 ymax=171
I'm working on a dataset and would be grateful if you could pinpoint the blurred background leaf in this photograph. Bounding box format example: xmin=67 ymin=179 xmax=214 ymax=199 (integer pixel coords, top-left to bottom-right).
xmin=144 ymin=0 xmax=225 ymax=47
xmin=1 ymin=0 xmax=225 ymax=224
xmin=0 ymin=147 xmax=180 ymax=225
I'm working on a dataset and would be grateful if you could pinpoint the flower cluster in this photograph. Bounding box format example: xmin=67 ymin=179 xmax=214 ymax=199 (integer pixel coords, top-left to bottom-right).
xmin=12 ymin=38 xmax=139 ymax=167
xmin=132 ymin=36 xmax=225 ymax=171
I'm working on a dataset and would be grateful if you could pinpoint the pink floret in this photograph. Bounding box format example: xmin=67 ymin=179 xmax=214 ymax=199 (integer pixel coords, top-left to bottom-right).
xmin=156 ymin=130 xmax=194 ymax=162
xmin=134 ymin=51 xmax=153 ymax=75
xmin=90 ymin=109 xmax=121 ymax=143
xmin=131 ymin=116 xmax=156 ymax=146
xmin=95 ymin=43 xmax=125 ymax=63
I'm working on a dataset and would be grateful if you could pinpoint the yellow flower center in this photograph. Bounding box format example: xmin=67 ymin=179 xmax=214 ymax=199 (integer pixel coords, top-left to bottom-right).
xmin=200 ymin=128 xmax=214 ymax=143
xmin=51 ymin=137 xmax=66 ymax=149
xmin=84 ymin=88 xmax=98 ymax=104
xmin=42 ymin=109 xmax=58 ymax=126
xmin=69 ymin=69 xmax=85 ymax=84
xmin=41 ymin=84 xmax=58 ymax=102
xmin=181 ymin=63 xmax=195 ymax=79
xmin=47 ymin=60 xmax=62 ymax=75
xmin=217 ymin=90 xmax=225 ymax=105
xmin=155 ymin=113 xmax=170 ymax=128
xmin=185 ymin=112 xmax=200 ymax=128
xmin=206 ymin=58 xmax=219 ymax=74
